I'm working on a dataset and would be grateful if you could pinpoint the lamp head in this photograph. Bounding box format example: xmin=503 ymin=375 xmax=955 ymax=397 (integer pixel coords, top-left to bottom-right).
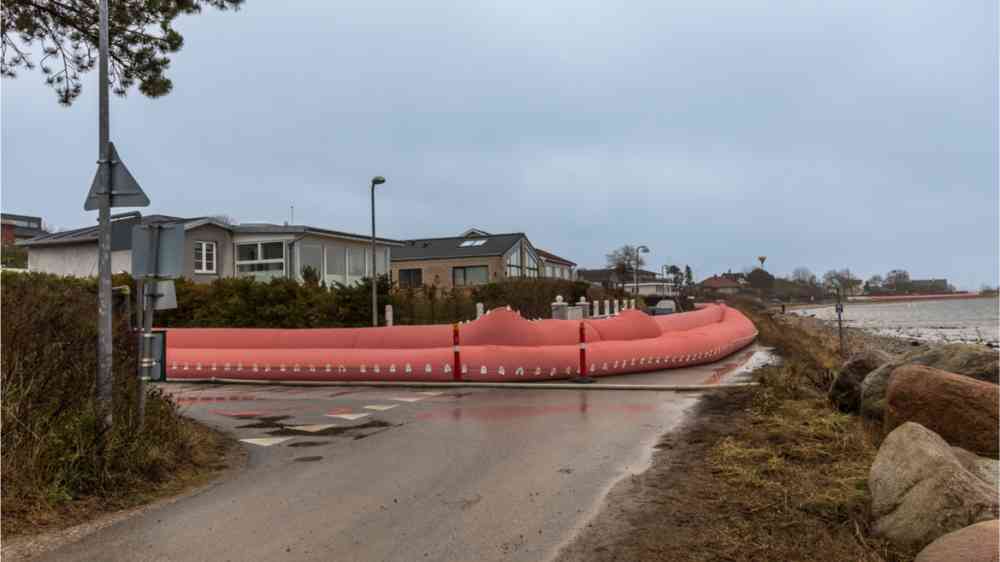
xmin=638 ymin=245 xmax=650 ymax=253
xmin=371 ymin=176 xmax=386 ymax=186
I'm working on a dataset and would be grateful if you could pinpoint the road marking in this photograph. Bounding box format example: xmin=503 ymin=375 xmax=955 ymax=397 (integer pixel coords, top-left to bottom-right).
xmin=240 ymin=437 xmax=292 ymax=447
xmin=326 ymin=413 xmax=370 ymax=421
xmin=364 ymin=405 xmax=398 ymax=411
xmin=389 ymin=397 xmax=422 ymax=402
xmin=416 ymin=391 xmax=443 ymax=396
xmin=289 ymin=424 xmax=337 ymax=433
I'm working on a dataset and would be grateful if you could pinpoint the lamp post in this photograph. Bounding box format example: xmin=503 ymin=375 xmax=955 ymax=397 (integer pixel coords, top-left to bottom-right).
xmin=633 ymin=245 xmax=650 ymax=296
xmin=370 ymin=176 xmax=386 ymax=327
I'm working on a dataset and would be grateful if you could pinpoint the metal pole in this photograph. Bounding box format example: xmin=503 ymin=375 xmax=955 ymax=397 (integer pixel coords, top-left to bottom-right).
xmin=370 ymin=181 xmax=377 ymax=327
xmin=136 ymin=226 xmax=160 ymax=429
xmin=633 ymin=248 xmax=638 ymax=296
xmin=836 ymin=288 xmax=846 ymax=357
xmin=96 ymin=0 xmax=113 ymax=431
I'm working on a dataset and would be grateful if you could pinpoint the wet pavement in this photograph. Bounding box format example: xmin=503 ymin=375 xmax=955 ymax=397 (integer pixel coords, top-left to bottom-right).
xmin=37 ymin=347 xmax=764 ymax=562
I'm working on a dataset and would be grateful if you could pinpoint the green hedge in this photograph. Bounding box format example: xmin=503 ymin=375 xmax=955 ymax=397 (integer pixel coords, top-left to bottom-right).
xmin=1 ymin=272 xmax=220 ymax=534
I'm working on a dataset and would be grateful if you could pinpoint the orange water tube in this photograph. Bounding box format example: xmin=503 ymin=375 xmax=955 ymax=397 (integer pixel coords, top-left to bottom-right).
xmin=164 ymin=303 xmax=757 ymax=382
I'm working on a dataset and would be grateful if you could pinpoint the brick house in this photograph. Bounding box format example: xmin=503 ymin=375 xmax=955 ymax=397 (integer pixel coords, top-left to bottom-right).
xmin=391 ymin=229 xmax=548 ymax=290
xmin=1 ymin=213 xmax=45 ymax=245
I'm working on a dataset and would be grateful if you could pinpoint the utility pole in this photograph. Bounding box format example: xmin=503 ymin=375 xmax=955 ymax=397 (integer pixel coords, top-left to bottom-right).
xmin=95 ymin=0 xmax=113 ymax=430
xmin=836 ymin=287 xmax=846 ymax=357
xmin=369 ymin=176 xmax=386 ymax=327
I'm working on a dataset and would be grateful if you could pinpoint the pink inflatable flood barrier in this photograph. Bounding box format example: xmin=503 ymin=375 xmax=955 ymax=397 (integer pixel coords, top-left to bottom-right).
xmin=163 ymin=303 xmax=758 ymax=383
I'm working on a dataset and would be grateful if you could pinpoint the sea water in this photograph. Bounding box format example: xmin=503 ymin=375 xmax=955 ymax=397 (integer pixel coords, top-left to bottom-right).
xmin=797 ymin=298 xmax=999 ymax=346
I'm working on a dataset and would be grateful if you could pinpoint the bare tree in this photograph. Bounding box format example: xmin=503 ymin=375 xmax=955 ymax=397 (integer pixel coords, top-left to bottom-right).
xmin=791 ymin=267 xmax=816 ymax=285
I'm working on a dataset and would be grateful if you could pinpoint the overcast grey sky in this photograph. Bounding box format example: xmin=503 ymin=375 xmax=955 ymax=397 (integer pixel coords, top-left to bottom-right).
xmin=2 ymin=1 xmax=997 ymax=289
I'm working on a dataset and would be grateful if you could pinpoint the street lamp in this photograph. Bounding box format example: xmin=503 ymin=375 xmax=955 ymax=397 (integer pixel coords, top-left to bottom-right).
xmin=370 ymin=175 xmax=386 ymax=327
xmin=633 ymin=245 xmax=650 ymax=296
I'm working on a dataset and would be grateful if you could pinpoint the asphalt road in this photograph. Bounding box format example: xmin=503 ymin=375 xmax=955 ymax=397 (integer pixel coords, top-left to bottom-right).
xmin=36 ymin=347 xmax=763 ymax=562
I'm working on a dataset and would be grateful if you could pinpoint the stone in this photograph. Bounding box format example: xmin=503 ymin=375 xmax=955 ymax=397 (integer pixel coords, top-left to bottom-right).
xmin=869 ymin=423 xmax=998 ymax=549
xmin=914 ymin=520 xmax=999 ymax=562
xmin=860 ymin=343 xmax=1000 ymax=421
xmin=829 ymin=349 xmax=894 ymax=413
xmin=886 ymin=365 xmax=999 ymax=458
xmin=953 ymin=447 xmax=1000 ymax=490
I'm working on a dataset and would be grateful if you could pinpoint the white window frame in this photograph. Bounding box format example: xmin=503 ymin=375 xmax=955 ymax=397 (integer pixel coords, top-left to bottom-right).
xmin=235 ymin=240 xmax=287 ymax=278
xmin=194 ymin=241 xmax=217 ymax=274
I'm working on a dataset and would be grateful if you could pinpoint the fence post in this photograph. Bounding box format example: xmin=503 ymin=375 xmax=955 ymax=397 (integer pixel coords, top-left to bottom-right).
xmin=577 ymin=296 xmax=589 ymax=318
xmin=452 ymin=322 xmax=461 ymax=381
xmin=476 ymin=302 xmax=484 ymax=319
xmin=573 ymin=320 xmax=593 ymax=383
xmin=604 ymin=299 xmax=610 ymax=317
xmin=592 ymin=300 xmax=599 ymax=317
xmin=385 ymin=304 xmax=393 ymax=326
xmin=613 ymin=300 xmax=620 ymax=315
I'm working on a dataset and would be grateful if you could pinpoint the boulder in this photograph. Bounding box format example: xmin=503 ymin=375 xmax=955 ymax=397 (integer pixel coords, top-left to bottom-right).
xmin=953 ymin=447 xmax=1000 ymax=490
xmin=829 ymin=349 xmax=893 ymax=413
xmin=914 ymin=520 xmax=999 ymax=562
xmin=870 ymin=423 xmax=998 ymax=549
xmin=886 ymin=365 xmax=999 ymax=458
xmin=860 ymin=344 xmax=1000 ymax=421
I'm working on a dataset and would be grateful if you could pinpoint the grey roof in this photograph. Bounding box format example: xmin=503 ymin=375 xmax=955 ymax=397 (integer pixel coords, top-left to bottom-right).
xmin=19 ymin=215 xmax=403 ymax=248
xmin=231 ymin=224 xmax=404 ymax=246
xmin=18 ymin=215 xmax=192 ymax=249
xmin=392 ymin=233 xmax=526 ymax=261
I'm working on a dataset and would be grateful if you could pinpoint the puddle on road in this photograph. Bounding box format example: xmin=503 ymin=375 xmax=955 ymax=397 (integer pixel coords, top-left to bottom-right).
xmin=236 ymin=415 xmax=292 ymax=429
xmin=268 ymin=419 xmax=395 ymax=437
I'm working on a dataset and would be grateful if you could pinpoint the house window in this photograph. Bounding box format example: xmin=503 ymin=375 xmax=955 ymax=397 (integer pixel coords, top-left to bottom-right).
xmin=453 ymin=266 xmax=489 ymax=286
xmin=348 ymin=246 xmax=366 ymax=278
xmin=459 ymin=239 xmax=487 ymax=247
xmin=236 ymin=241 xmax=285 ymax=280
xmin=300 ymin=244 xmax=323 ymax=280
xmin=525 ymin=251 xmax=538 ymax=278
xmin=326 ymin=243 xmax=347 ymax=285
xmin=505 ymin=243 xmax=522 ymax=277
xmin=399 ymin=268 xmax=423 ymax=288
xmin=193 ymin=241 xmax=217 ymax=274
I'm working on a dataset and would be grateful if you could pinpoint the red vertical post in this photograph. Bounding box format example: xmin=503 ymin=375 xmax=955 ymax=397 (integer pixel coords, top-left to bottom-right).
xmin=452 ymin=322 xmax=461 ymax=381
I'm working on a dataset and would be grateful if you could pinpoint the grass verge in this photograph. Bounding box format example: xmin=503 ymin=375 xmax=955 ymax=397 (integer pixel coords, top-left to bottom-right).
xmin=557 ymin=302 xmax=919 ymax=562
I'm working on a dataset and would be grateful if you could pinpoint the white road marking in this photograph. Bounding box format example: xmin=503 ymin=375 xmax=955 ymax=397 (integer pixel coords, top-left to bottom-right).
xmin=388 ymin=397 xmax=422 ymax=402
xmin=326 ymin=413 xmax=370 ymax=421
xmin=289 ymin=424 xmax=337 ymax=433
xmin=416 ymin=391 xmax=443 ymax=396
xmin=240 ymin=437 xmax=292 ymax=447
xmin=364 ymin=405 xmax=398 ymax=411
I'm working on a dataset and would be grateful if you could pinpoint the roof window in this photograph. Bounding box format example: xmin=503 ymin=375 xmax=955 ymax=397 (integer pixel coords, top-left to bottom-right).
xmin=459 ymin=239 xmax=488 ymax=247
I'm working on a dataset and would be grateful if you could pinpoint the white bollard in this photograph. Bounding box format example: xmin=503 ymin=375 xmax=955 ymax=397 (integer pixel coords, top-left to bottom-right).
xmin=629 ymin=299 xmax=635 ymax=310
xmin=476 ymin=302 xmax=484 ymax=319
xmin=604 ymin=299 xmax=611 ymax=317
xmin=613 ymin=300 xmax=619 ymax=315
xmin=385 ymin=304 xmax=393 ymax=326
xmin=592 ymin=300 xmax=599 ymax=317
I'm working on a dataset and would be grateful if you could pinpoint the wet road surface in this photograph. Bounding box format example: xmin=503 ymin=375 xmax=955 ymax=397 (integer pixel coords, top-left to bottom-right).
xmin=36 ymin=348 xmax=763 ymax=562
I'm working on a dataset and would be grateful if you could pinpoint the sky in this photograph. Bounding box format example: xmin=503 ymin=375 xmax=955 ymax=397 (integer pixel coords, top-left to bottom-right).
xmin=2 ymin=1 xmax=997 ymax=289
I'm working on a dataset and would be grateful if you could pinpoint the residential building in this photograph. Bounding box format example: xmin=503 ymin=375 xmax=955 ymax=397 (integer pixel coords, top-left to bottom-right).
xmin=630 ymin=281 xmax=680 ymax=297
xmin=536 ymin=249 xmax=576 ymax=280
xmin=391 ymin=229 xmax=544 ymax=290
xmin=699 ymin=275 xmax=742 ymax=295
xmin=18 ymin=214 xmax=402 ymax=284
xmin=2 ymin=213 xmax=45 ymax=244
xmin=577 ymin=267 xmax=658 ymax=290
xmin=908 ymin=279 xmax=951 ymax=294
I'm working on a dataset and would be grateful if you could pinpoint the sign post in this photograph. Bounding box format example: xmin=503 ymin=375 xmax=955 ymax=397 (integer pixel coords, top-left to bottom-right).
xmin=85 ymin=0 xmax=150 ymax=434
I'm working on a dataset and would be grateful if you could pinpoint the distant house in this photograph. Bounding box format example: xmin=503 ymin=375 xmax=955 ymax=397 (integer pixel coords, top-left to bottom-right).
xmin=18 ymin=214 xmax=402 ymax=284
xmin=390 ymin=229 xmax=544 ymax=290
xmin=699 ymin=275 xmax=742 ymax=295
xmin=536 ymin=249 xmax=576 ymax=280
xmin=2 ymin=213 xmax=45 ymax=245
xmin=908 ymin=279 xmax=951 ymax=294
xmin=577 ymin=268 xmax=658 ymax=290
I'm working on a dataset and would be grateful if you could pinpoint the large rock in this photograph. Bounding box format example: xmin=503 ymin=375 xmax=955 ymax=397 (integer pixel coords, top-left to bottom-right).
xmin=829 ymin=349 xmax=893 ymax=413
xmin=869 ymin=422 xmax=998 ymax=549
xmin=886 ymin=365 xmax=999 ymax=458
xmin=860 ymin=344 xmax=999 ymax=421
xmin=914 ymin=520 xmax=1000 ymax=562
xmin=953 ymin=447 xmax=1000 ymax=490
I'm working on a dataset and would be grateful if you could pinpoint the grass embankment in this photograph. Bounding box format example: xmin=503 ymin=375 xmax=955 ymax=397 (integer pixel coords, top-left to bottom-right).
xmin=558 ymin=301 xmax=918 ymax=562
xmin=1 ymin=272 xmax=231 ymax=539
